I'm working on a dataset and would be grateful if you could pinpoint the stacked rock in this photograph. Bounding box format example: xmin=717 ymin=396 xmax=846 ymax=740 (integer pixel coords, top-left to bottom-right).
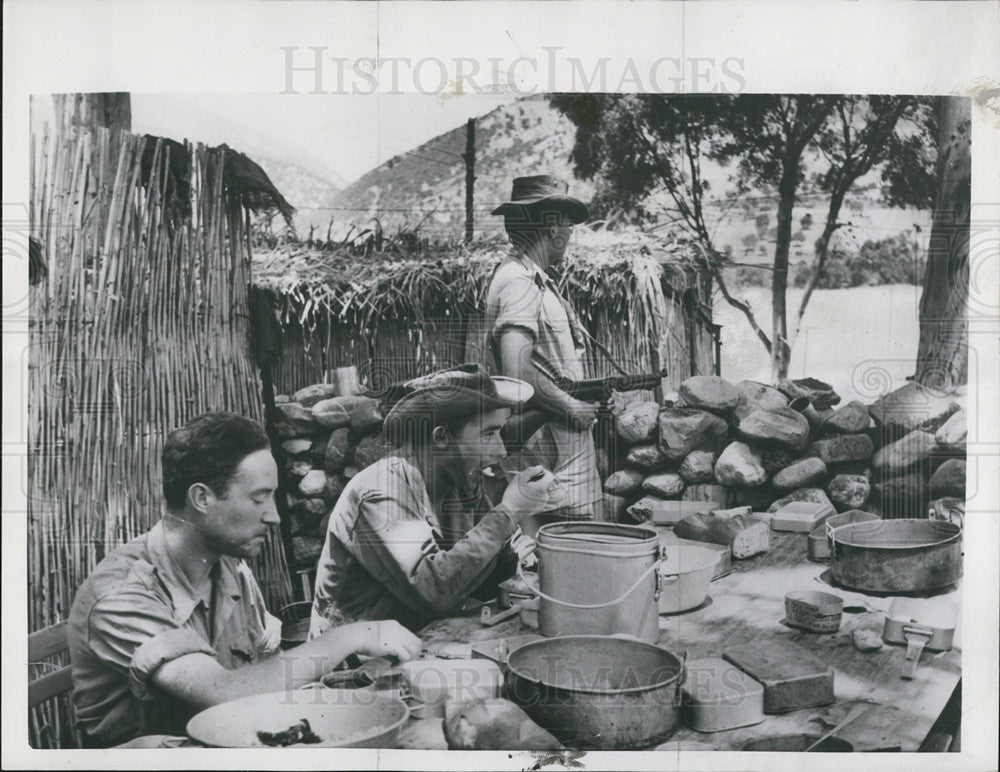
xmin=607 ymin=375 xmax=966 ymax=524
xmin=868 ymin=381 xmax=966 ymax=523
xmin=271 ymin=382 xmax=389 ymax=571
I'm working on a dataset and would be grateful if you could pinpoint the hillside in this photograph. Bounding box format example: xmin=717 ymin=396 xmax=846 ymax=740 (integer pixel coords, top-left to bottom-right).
xmin=319 ymin=95 xmax=593 ymax=239
xmin=316 ymin=95 xmax=930 ymax=263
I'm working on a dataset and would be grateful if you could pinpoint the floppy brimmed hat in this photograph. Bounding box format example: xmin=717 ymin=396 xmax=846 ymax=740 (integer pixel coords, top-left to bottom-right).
xmin=383 ymin=364 xmax=533 ymax=442
xmin=492 ymin=175 xmax=589 ymax=224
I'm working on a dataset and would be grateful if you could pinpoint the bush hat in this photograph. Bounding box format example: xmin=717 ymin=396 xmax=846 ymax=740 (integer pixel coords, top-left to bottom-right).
xmin=492 ymin=175 xmax=589 ymax=224
xmin=383 ymin=364 xmax=533 ymax=443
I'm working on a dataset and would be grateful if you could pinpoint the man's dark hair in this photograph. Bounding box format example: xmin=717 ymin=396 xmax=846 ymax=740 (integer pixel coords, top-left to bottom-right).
xmin=161 ymin=412 xmax=270 ymax=511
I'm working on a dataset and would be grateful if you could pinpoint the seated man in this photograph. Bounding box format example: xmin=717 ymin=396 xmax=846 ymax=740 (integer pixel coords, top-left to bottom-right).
xmin=309 ymin=365 xmax=559 ymax=635
xmin=68 ymin=412 xmax=420 ymax=747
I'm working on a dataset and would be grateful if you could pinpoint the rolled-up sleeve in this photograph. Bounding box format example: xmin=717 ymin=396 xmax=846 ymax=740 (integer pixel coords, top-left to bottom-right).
xmin=86 ymin=591 xmax=215 ymax=701
xmin=492 ymin=275 xmax=542 ymax=341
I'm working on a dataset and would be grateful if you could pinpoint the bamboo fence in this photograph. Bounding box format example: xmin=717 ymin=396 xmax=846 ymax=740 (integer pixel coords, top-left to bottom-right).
xmin=253 ymin=231 xmax=717 ymax=396
xmin=28 ymin=124 xmax=294 ymax=728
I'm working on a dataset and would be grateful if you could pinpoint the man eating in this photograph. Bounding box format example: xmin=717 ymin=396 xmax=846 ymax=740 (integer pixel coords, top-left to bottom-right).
xmin=309 ymin=364 xmax=560 ymax=635
xmin=68 ymin=412 xmax=420 ymax=747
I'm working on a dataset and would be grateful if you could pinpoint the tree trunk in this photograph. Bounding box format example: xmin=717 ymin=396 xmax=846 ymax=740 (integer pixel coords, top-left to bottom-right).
xmin=771 ymin=166 xmax=798 ymax=381
xmin=793 ymin=185 xmax=847 ymax=344
xmin=914 ymin=97 xmax=970 ymax=390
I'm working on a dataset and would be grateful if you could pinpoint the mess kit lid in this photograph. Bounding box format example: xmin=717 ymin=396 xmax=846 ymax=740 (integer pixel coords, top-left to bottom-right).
xmin=682 ymin=657 xmax=764 ymax=704
xmin=771 ymin=500 xmax=836 ymax=527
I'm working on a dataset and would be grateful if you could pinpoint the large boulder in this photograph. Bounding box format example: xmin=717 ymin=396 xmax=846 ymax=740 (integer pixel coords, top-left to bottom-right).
xmin=274 ymin=402 xmax=320 ymax=437
xmin=682 ymin=484 xmax=732 ymax=507
xmin=626 ymin=443 xmax=670 ymax=471
xmin=324 ymin=427 xmax=352 ymax=473
xmin=293 ymin=496 xmax=329 ymax=522
xmin=714 ymin=441 xmax=768 ymax=487
xmin=827 ymin=474 xmax=871 ymax=511
xmin=282 ymin=438 xmax=313 ymax=457
xmin=934 ymin=409 xmax=967 ymax=452
xmin=678 ymin=376 xmax=738 ymax=415
xmin=288 ymin=459 xmax=313 ymax=477
xmin=868 ymin=381 xmax=960 ymax=435
xmin=928 ymin=458 xmax=965 ymax=498
xmin=807 ymin=434 xmax=874 ymax=465
xmin=323 ymin=474 xmax=346 ymax=504
xmin=679 ymin=450 xmax=717 ymax=483
xmin=292 ymin=382 xmax=340 ymax=408
xmin=604 ymin=469 xmax=646 ymax=497
xmin=730 ymin=484 xmax=777 ymax=510
xmin=299 ymin=469 xmax=328 ymax=497
xmin=291 ymin=535 xmax=324 ymax=567
xmin=767 ymin=487 xmax=833 ymax=513
xmin=658 ymin=408 xmax=729 ymax=461
xmin=759 ymin=447 xmax=799 ymax=474
xmin=309 ymin=434 xmax=331 ymax=466
xmin=821 ymin=401 xmax=872 ymax=435
xmin=827 ymin=461 xmax=873 ymax=479
xmin=871 ymin=471 xmax=927 ymax=517
xmin=616 ymin=401 xmax=661 ymax=444
xmin=777 ymin=377 xmax=841 ymax=410
xmin=771 ymin=457 xmax=828 ymax=492
xmin=642 ymin=473 xmax=686 ymax=498
xmin=350 ymin=397 xmax=384 ymax=435
xmin=354 ymin=433 xmax=390 ymax=470
xmin=732 ymin=380 xmax=789 ymax=422
xmin=872 ymin=430 xmax=938 ymax=476
xmin=312 ymin=395 xmax=369 ymax=430
xmin=738 ymin=407 xmax=810 ymax=452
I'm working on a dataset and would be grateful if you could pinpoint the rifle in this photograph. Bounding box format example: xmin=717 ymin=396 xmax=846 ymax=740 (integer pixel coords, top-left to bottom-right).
xmin=500 ymin=351 xmax=667 ymax=454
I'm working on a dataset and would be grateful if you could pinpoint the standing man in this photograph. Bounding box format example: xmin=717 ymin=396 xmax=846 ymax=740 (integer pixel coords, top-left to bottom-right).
xmin=68 ymin=412 xmax=420 ymax=747
xmin=485 ymin=175 xmax=603 ymax=524
xmin=309 ymin=365 xmax=558 ymax=635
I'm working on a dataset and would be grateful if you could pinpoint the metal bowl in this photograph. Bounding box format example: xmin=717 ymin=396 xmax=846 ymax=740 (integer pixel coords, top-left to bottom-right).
xmin=186 ymin=689 xmax=408 ymax=748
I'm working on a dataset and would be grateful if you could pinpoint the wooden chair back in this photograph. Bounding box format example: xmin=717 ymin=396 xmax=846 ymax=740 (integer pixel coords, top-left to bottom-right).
xmin=29 ymin=620 xmax=79 ymax=748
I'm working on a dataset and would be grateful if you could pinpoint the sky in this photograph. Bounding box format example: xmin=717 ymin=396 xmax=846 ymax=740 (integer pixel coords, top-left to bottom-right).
xmin=133 ymin=92 xmax=519 ymax=186
xmin=31 ymin=92 xmax=519 ymax=186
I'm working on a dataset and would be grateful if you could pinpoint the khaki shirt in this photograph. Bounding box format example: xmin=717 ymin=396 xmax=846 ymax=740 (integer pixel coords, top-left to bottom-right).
xmin=484 ymin=252 xmax=603 ymax=515
xmin=309 ymin=453 xmax=519 ymax=635
xmin=68 ymin=522 xmax=281 ymax=747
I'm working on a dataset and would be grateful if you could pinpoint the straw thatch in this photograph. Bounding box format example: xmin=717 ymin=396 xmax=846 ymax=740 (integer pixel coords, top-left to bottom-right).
xmin=253 ymin=229 xmax=716 ymax=396
xmin=28 ymin=126 xmax=294 ymax=642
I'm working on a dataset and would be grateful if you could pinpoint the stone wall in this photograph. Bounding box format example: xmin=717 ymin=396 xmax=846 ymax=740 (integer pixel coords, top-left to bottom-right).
xmin=271 ymin=383 xmax=389 ymax=571
xmin=605 ymin=376 xmax=966 ymax=525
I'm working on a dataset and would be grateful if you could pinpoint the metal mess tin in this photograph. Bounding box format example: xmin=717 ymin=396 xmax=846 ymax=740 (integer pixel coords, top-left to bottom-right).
xmin=830 ymin=519 xmax=962 ymax=593
xmin=807 ymin=510 xmax=880 ymax=562
xmin=681 ymin=657 xmax=765 ymax=732
xmin=723 ymin=639 xmax=834 ymax=713
xmin=784 ymin=590 xmax=844 ymax=633
xmin=882 ymin=597 xmax=958 ymax=680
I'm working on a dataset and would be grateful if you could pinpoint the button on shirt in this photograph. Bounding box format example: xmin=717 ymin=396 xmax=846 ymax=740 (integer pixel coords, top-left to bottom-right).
xmin=309 ymin=453 xmax=519 ymax=635
xmin=68 ymin=521 xmax=282 ymax=747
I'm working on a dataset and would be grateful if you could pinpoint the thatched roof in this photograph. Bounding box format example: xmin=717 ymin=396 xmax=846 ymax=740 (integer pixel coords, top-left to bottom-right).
xmin=252 ymin=229 xmax=706 ymax=334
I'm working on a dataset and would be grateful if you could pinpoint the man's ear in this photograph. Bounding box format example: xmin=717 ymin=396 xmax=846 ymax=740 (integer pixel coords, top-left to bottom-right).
xmin=431 ymin=425 xmax=450 ymax=449
xmin=186 ymin=482 xmax=213 ymax=514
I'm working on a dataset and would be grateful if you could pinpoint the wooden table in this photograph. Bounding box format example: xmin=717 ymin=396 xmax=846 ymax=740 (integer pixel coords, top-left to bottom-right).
xmin=417 ymin=529 xmax=962 ymax=752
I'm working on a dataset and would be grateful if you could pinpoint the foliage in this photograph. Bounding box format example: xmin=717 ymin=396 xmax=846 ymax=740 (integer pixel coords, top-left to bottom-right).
xmin=551 ymin=93 xmax=937 ymax=379
xmin=792 ymin=232 xmax=924 ymax=288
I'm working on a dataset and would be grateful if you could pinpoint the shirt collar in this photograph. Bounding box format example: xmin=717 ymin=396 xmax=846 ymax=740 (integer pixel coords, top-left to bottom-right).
xmin=147 ymin=521 xmax=237 ymax=623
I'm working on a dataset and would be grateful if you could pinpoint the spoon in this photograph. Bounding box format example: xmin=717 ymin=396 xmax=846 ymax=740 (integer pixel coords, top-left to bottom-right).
xmin=805 ymin=704 xmax=868 ymax=752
